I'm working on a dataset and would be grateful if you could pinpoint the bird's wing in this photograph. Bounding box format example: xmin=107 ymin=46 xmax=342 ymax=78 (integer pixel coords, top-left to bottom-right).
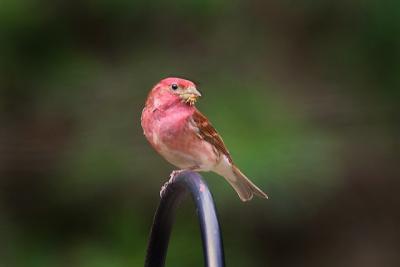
xmin=191 ymin=109 xmax=233 ymax=163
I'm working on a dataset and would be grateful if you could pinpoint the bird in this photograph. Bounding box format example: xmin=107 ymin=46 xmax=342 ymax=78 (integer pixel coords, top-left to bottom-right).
xmin=141 ymin=77 xmax=268 ymax=201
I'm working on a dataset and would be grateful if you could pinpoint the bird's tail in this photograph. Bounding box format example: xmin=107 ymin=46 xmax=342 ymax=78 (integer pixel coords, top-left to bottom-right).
xmin=230 ymin=165 xmax=268 ymax=201
xmin=214 ymin=156 xmax=268 ymax=201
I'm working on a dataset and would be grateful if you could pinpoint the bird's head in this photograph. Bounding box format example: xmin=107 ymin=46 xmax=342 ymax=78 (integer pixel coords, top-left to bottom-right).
xmin=156 ymin=77 xmax=202 ymax=106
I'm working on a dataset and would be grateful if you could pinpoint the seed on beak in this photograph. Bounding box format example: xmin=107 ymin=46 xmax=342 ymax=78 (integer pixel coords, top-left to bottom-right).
xmin=180 ymin=86 xmax=201 ymax=105
xmin=186 ymin=95 xmax=198 ymax=105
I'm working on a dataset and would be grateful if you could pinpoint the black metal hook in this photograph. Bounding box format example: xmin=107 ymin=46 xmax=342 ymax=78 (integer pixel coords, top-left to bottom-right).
xmin=144 ymin=171 xmax=225 ymax=267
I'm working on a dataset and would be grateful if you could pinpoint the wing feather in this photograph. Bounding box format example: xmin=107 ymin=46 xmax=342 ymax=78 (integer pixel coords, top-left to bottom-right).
xmin=191 ymin=109 xmax=233 ymax=163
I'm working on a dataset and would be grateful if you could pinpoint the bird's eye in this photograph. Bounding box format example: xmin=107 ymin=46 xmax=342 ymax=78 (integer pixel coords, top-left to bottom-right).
xmin=171 ymin=84 xmax=178 ymax=90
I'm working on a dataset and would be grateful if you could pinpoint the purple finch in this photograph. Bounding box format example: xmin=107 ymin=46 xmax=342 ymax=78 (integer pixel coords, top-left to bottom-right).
xmin=141 ymin=77 xmax=267 ymax=201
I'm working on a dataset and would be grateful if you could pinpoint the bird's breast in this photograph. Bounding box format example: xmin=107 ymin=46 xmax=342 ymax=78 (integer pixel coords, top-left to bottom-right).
xmin=141 ymin=104 xmax=218 ymax=170
xmin=142 ymin=105 xmax=192 ymax=147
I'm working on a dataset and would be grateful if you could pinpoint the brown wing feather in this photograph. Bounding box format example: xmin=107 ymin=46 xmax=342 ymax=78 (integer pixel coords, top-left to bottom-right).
xmin=192 ymin=109 xmax=233 ymax=163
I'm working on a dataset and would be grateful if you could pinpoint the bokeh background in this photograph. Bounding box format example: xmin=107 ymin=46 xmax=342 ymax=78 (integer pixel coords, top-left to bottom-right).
xmin=1 ymin=1 xmax=399 ymax=266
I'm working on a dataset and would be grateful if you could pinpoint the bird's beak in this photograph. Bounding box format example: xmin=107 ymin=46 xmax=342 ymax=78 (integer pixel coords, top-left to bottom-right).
xmin=181 ymin=86 xmax=201 ymax=105
xmin=188 ymin=86 xmax=202 ymax=97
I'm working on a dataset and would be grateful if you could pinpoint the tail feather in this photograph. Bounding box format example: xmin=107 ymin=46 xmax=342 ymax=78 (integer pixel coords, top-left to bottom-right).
xmin=213 ymin=156 xmax=268 ymax=201
xmin=231 ymin=165 xmax=268 ymax=201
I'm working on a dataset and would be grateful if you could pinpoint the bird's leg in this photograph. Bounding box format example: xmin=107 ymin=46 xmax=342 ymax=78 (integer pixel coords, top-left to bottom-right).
xmin=159 ymin=167 xmax=199 ymax=198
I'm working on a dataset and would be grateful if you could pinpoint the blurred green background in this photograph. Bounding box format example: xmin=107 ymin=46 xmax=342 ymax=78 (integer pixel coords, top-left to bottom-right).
xmin=1 ymin=0 xmax=399 ymax=266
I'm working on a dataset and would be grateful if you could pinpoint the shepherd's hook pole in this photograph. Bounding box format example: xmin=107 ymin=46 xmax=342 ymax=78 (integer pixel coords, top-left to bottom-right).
xmin=144 ymin=171 xmax=225 ymax=267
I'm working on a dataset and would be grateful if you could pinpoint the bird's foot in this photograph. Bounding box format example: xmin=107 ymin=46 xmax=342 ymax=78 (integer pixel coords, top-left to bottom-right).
xmin=159 ymin=181 xmax=169 ymax=198
xmin=159 ymin=169 xmax=185 ymax=198
xmin=170 ymin=169 xmax=185 ymax=179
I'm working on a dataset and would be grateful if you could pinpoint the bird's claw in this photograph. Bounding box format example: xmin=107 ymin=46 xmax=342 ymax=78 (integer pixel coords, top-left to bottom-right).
xmin=159 ymin=181 xmax=169 ymax=198
xmin=159 ymin=170 xmax=185 ymax=198
xmin=170 ymin=169 xmax=185 ymax=179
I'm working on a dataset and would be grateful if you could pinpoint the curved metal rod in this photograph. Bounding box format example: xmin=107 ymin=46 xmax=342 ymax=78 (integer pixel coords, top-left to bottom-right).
xmin=144 ymin=171 xmax=225 ymax=267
